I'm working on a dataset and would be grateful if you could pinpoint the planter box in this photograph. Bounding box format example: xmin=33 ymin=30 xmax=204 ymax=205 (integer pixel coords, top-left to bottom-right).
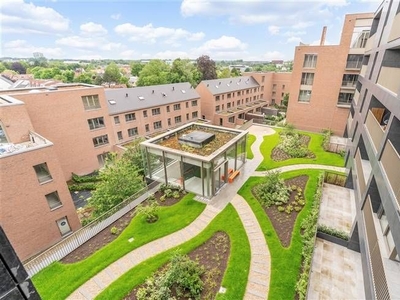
xmin=317 ymin=231 xmax=348 ymax=247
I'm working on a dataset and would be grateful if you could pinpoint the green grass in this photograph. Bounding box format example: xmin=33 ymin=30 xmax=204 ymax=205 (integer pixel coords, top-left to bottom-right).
xmin=256 ymin=129 xmax=344 ymax=170
xmin=246 ymin=134 xmax=256 ymax=159
xmin=238 ymin=169 xmax=322 ymax=300
xmin=96 ymin=204 xmax=250 ymax=300
xmin=32 ymin=193 xmax=206 ymax=299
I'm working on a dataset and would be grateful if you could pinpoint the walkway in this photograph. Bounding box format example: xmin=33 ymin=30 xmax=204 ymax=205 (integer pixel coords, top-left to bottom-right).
xmin=67 ymin=205 xmax=222 ymax=299
xmin=253 ymin=164 xmax=345 ymax=176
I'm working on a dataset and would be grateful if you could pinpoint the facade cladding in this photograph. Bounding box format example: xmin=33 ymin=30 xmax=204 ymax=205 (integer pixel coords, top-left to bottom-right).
xmin=346 ymin=0 xmax=400 ymax=298
xmin=286 ymin=12 xmax=374 ymax=135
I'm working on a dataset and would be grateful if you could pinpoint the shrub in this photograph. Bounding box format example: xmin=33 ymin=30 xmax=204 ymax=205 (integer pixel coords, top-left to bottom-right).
xmin=254 ymin=171 xmax=290 ymax=207
xmin=285 ymin=204 xmax=293 ymax=214
xmin=135 ymin=200 xmax=160 ymax=223
xmin=159 ymin=195 xmax=166 ymax=202
xmin=68 ymin=182 xmax=97 ymax=191
xmin=277 ymin=132 xmax=309 ymax=158
xmin=71 ymin=172 xmax=100 ymax=183
xmin=277 ymin=206 xmax=285 ymax=212
xmin=110 ymin=226 xmax=119 ymax=235
xmin=317 ymin=224 xmax=349 ymax=240
xmin=164 ymin=189 xmax=173 ymax=198
xmin=147 ymin=193 xmax=156 ymax=202
xmin=321 ymin=129 xmax=332 ymax=151
xmin=294 ymin=206 xmax=302 ymax=212
xmin=291 ymin=185 xmax=297 ymax=191
xmin=172 ymin=191 xmax=180 ymax=199
xmin=298 ymin=200 xmax=306 ymax=206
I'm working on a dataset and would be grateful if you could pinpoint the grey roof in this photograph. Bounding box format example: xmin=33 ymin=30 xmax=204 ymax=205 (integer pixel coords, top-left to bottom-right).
xmin=200 ymin=76 xmax=259 ymax=95
xmin=105 ymin=82 xmax=200 ymax=115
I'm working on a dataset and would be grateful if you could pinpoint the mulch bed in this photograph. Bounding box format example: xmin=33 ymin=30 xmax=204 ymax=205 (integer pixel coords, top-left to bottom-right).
xmin=124 ymin=231 xmax=230 ymax=300
xmin=61 ymin=191 xmax=185 ymax=264
xmin=271 ymin=135 xmax=315 ymax=161
xmin=252 ymin=175 xmax=308 ymax=247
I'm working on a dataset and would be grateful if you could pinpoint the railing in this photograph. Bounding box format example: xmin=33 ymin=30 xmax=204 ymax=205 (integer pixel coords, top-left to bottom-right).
xmin=360 ymin=65 xmax=368 ymax=77
xmin=365 ymin=33 xmax=375 ymax=52
xmin=23 ymin=181 xmax=160 ymax=277
xmin=346 ymin=60 xmax=363 ymax=69
xmin=365 ymin=110 xmax=384 ymax=152
xmin=377 ymin=66 xmax=400 ymax=95
xmin=355 ymin=149 xmax=366 ymax=199
xmin=341 ymin=81 xmax=357 ymax=87
xmin=380 ymin=140 xmax=400 ymax=208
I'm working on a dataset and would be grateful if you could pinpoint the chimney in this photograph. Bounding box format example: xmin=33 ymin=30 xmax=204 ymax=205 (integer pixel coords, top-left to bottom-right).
xmin=320 ymin=26 xmax=327 ymax=46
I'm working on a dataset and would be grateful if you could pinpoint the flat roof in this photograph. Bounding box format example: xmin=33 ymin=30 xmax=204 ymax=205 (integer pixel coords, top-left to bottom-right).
xmin=105 ymin=82 xmax=200 ymax=115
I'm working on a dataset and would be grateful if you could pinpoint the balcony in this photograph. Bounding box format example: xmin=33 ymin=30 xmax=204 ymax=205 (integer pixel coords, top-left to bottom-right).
xmin=377 ymin=66 xmax=400 ymax=95
xmin=0 ymin=131 xmax=52 ymax=158
xmin=365 ymin=110 xmax=385 ymax=152
xmin=388 ymin=12 xmax=400 ymax=42
xmin=353 ymin=90 xmax=360 ymax=106
xmin=360 ymin=64 xmax=368 ymax=77
xmin=346 ymin=61 xmax=363 ymax=70
xmin=347 ymin=114 xmax=353 ymax=133
xmin=365 ymin=33 xmax=375 ymax=52
xmin=381 ymin=140 xmax=400 ymax=208
xmin=341 ymin=81 xmax=357 ymax=89
xmin=355 ymin=148 xmax=371 ymax=199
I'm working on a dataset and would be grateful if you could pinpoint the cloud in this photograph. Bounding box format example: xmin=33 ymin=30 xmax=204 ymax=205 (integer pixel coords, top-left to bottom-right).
xmin=268 ymin=25 xmax=280 ymax=35
xmin=80 ymin=22 xmax=108 ymax=36
xmin=154 ymin=51 xmax=190 ymax=59
xmin=292 ymin=21 xmax=314 ymax=29
xmin=262 ymin=51 xmax=285 ymax=61
xmin=56 ymin=36 xmax=121 ymax=51
xmin=283 ymin=30 xmax=306 ymax=37
xmin=120 ymin=50 xmax=137 ymax=59
xmin=111 ymin=13 xmax=121 ymax=20
xmin=0 ymin=0 xmax=69 ymax=34
xmin=114 ymin=23 xmax=205 ymax=44
xmin=193 ymin=35 xmax=248 ymax=59
xmin=3 ymin=40 xmax=63 ymax=58
xmin=287 ymin=36 xmax=302 ymax=43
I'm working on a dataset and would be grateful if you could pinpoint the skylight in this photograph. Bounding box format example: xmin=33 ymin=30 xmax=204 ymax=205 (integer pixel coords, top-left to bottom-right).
xmin=138 ymin=96 xmax=145 ymax=100
xmin=181 ymin=90 xmax=186 ymax=93
xmin=108 ymin=100 xmax=116 ymax=105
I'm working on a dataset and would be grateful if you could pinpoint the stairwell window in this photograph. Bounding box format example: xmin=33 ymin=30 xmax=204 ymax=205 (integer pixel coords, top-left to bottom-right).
xmin=87 ymin=117 xmax=105 ymax=130
xmin=33 ymin=163 xmax=52 ymax=183
xmin=128 ymin=127 xmax=138 ymax=137
xmin=175 ymin=116 xmax=182 ymax=124
xmin=301 ymin=73 xmax=314 ymax=85
xmin=125 ymin=113 xmax=136 ymax=122
xmin=93 ymin=135 xmax=109 ymax=147
xmin=173 ymin=104 xmax=181 ymax=111
xmin=45 ymin=191 xmax=62 ymax=210
xmin=303 ymin=54 xmax=318 ymax=68
xmin=82 ymin=95 xmax=100 ymax=110
xmin=154 ymin=121 xmax=162 ymax=130
xmin=298 ymin=90 xmax=312 ymax=102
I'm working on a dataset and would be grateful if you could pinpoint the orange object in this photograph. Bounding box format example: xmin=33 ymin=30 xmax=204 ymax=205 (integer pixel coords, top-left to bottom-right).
xmin=228 ymin=170 xmax=240 ymax=183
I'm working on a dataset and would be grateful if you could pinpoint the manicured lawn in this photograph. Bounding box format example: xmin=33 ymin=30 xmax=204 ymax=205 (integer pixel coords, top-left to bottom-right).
xmin=246 ymin=134 xmax=256 ymax=159
xmin=256 ymin=129 xmax=344 ymax=170
xmin=32 ymin=193 xmax=206 ymax=300
xmin=238 ymin=169 xmax=322 ymax=300
xmin=96 ymin=204 xmax=251 ymax=300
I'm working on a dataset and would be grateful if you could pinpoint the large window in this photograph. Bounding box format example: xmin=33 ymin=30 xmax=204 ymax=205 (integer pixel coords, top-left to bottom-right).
xmin=0 ymin=124 xmax=9 ymax=143
xmin=117 ymin=131 xmax=123 ymax=140
xmin=45 ymin=191 xmax=62 ymax=209
xmin=346 ymin=55 xmax=363 ymax=69
xmin=82 ymin=95 xmax=100 ymax=110
xmin=154 ymin=121 xmax=162 ymax=130
xmin=298 ymin=90 xmax=312 ymax=102
xmin=192 ymin=100 xmax=198 ymax=107
xmin=87 ymin=117 xmax=105 ymax=130
xmin=175 ymin=116 xmax=182 ymax=124
xmin=215 ymin=105 xmax=220 ymax=112
xmin=173 ymin=104 xmax=181 ymax=111
xmin=114 ymin=116 xmax=120 ymax=124
xmin=128 ymin=127 xmax=138 ymax=137
xmin=93 ymin=135 xmax=109 ymax=147
xmin=301 ymin=73 xmax=314 ymax=85
xmin=152 ymin=108 xmax=160 ymax=115
xmin=125 ymin=113 xmax=136 ymax=122
xmin=342 ymin=74 xmax=358 ymax=87
xmin=192 ymin=111 xmax=198 ymax=118
xmin=145 ymin=124 xmax=150 ymax=132
xmin=33 ymin=163 xmax=52 ymax=183
xmin=143 ymin=110 xmax=148 ymax=118
xmin=303 ymin=54 xmax=318 ymax=68
xmin=338 ymin=92 xmax=354 ymax=105
xmin=228 ymin=116 xmax=235 ymax=123
xmin=351 ymin=27 xmax=370 ymax=48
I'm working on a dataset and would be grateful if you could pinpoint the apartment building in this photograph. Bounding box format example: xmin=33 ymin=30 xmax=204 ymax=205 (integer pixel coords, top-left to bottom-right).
xmin=105 ymin=82 xmax=200 ymax=143
xmin=345 ymin=0 xmax=400 ymax=298
xmin=0 ymin=95 xmax=80 ymax=261
xmin=286 ymin=13 xmax=374 ymax=135
xmin=196 ymin=73 xmax=291 ymax=128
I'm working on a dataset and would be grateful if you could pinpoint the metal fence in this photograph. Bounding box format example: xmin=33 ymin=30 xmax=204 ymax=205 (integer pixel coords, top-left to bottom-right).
xmin=24 ymin=181 xmax=160 ymax=277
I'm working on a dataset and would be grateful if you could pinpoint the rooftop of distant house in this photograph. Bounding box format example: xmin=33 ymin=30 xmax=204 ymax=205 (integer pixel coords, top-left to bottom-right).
xmin=199 ymin=76 xmax=259 ymax=95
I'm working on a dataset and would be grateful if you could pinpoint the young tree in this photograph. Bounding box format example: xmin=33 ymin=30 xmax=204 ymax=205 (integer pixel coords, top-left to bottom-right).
xmin=130 ymin=61 xmax=144 ymax=76
xmin=217 ymin=67 xmax=231 ymax=79
xmin=282 ymin=93 xmax=290 ymax=107
xmin=136 ymin=59 xmax=170 ymax=86
xmin=169 ymin=58 xmax=201 ymax=87
xmin=196 ymin=55 xmax=217 ymax=80
xmin=74 ymin=73 xmax=94 ymax=84
xmin=89 ymin=153 xmax=146 ymax=217
xmin=103 ymin=62 xmax=122 ymax=86
xmin=230 ymin=67 xmax=241 ymax=77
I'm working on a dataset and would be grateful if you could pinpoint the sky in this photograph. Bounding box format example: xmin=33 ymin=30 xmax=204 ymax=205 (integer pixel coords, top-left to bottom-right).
xmin=0 ymin=0 xmax=382 ymax=61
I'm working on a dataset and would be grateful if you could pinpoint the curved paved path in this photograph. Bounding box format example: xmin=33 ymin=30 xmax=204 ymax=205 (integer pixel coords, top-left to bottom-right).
xmin=66 ymin=125 xmax=345 ymax=300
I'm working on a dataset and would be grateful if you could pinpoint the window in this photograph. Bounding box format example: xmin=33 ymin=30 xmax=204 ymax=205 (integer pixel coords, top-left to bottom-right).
xmin=281 ymin=93 xmax=284 ymax=97
xmin=166 ymin=106 xmax=170 ymax=113
xmin=237 ymin=92 xmax=241 ymax=96
xmin=46 ymin=191 xmax=62 ymax=209
xmin=246 ymin=89 xmax=250 ymax=94
xmin=186 ymin=102 xmax=189 ymax=108
xmin=222 ymin=104 xmax=224 ymax=110
xmin=56 ymin=217 xmax=71 ymax=236
xmin=87 ymin=117 xmax=105 ymax=130
xmin=282 ymin=84 xmax=285 ymax=90
xmin=227 ymin=102 xmax=231 ymax=109
xmin=97 ymin=152 xmax=109 ymax=168
xmin=186 ymin=113 xmax=189 ymax=120
xmin=228 ymin=116 xmax=235 ymax=123
xmin=93 ymin=135 xmax=109 ymax=147
xmin=168 ymin=118 xmax=171 ymax=126
xmin=301 ymin=73 xmax=314 ymax=85
xmin=338 ymin=92 xmax=354 ymax=105
xmin=82 ymin=95 xmax=100 ymax=110
xmin=128 ymin=127 xmax=138 ymax=137
xmin=33 ymin=163 xmax=52 ymax=183
xmin=152 ymin=108 xmax=161 ymax=115
xmin=261 ymin=86 xmax=264 ymax=92
xmin=216 ymin=95 xmax=220 ymax=101
xmin=246 ymin=98 xmax=249 ymax=103
xmin=253 ymin=88 xmax=257 ymax=93
xmin=143 ymin=110 xmax=148 ymax=118
xmin=192 ymin=100 xmax=198 ymax=106
xmin=0 ymin=124 xmax=8 ymax=143
xmin=114 ymin=116 xmax=120 ymax=124
xmin=145 ymin=124 xmax=150 ymax=132
xmin=303 ymin=54 xmax=317 ymax=68
xmin=125 ymin=113 xmax=136 ymax=122
xmin=215 ymin=105 xmax=220 ymax=112
xmin=253 ymin=96 xmax=256 ymax=101
xmin=262 ymin=76 xmax=265 ymax=82
xmin=237 ymin=100 xmax=241 ymax=106
xmin=346 ymin=55 xmax=363 ymax=69
xmin=342 ymin=74 xmax=358 ymax=87
xmin=222 ymin=95 xmax=225 ymax=100
xmin=227 ymin=93 xmax=231 ymax=99
xmin=175 ymin=116 xmax=182 ymax=123
xmin=154 ymin=121 xmax=162 ymax=130
xmin=192 ymin=111 xmax=198 ymax=118
xmin=351 ymin=27 xmax=370 ymax=48
xmin=298 ymin=90 xmax=312 ymax=102
xmin=272 ymin=84 xmax=276 ymax=90
xmin=260 ymin=93 xmax=264 ymax=99
xmin=117 ymin=131 xmax=123 ymax=140
xmin=173 ymin=104 xmax=181 ymax=111
xmin=238 ymin=113 xmax=244 ymax=119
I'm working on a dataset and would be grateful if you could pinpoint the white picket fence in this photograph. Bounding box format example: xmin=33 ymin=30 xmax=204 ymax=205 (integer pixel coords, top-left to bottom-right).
xmin=24 ymin=182 xmax=160 ymax=277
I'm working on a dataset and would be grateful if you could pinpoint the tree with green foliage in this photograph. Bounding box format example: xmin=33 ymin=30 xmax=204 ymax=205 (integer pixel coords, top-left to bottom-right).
xmin=136 ymin=59 xmax=170 ymax=86
xmin=230 ymin=67 xmax=241 ymax=77
xmin=74 ymin=72 xmax=94 ymax=84
xmin=130 ymin=61 xmax=144 ymax=76
xmin=89 ymin=152 xmax=145 ymax=217
xmin=244 ymin=67 xmax=252 ymax=72
xmin=103 ymin=62 xmax=122 ymax=86
xmin=169 ymin=58 xmax=201 ymax=87
xmin=217 ymin=67 xmax=231 ymax=79
xmin=282 ymin=93 xmax=290 ymax=107
xmin=10 ymin=62 xmax=27 ymax=74
xmin=196 ymin=55 xmax=217 ymax=80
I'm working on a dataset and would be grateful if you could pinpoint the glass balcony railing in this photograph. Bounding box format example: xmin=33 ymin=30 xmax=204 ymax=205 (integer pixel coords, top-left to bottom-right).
xmin=365 ymin=110 xmax=385 ymax=151
xmin=381 ymin=140 xmax=400 ymax=208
